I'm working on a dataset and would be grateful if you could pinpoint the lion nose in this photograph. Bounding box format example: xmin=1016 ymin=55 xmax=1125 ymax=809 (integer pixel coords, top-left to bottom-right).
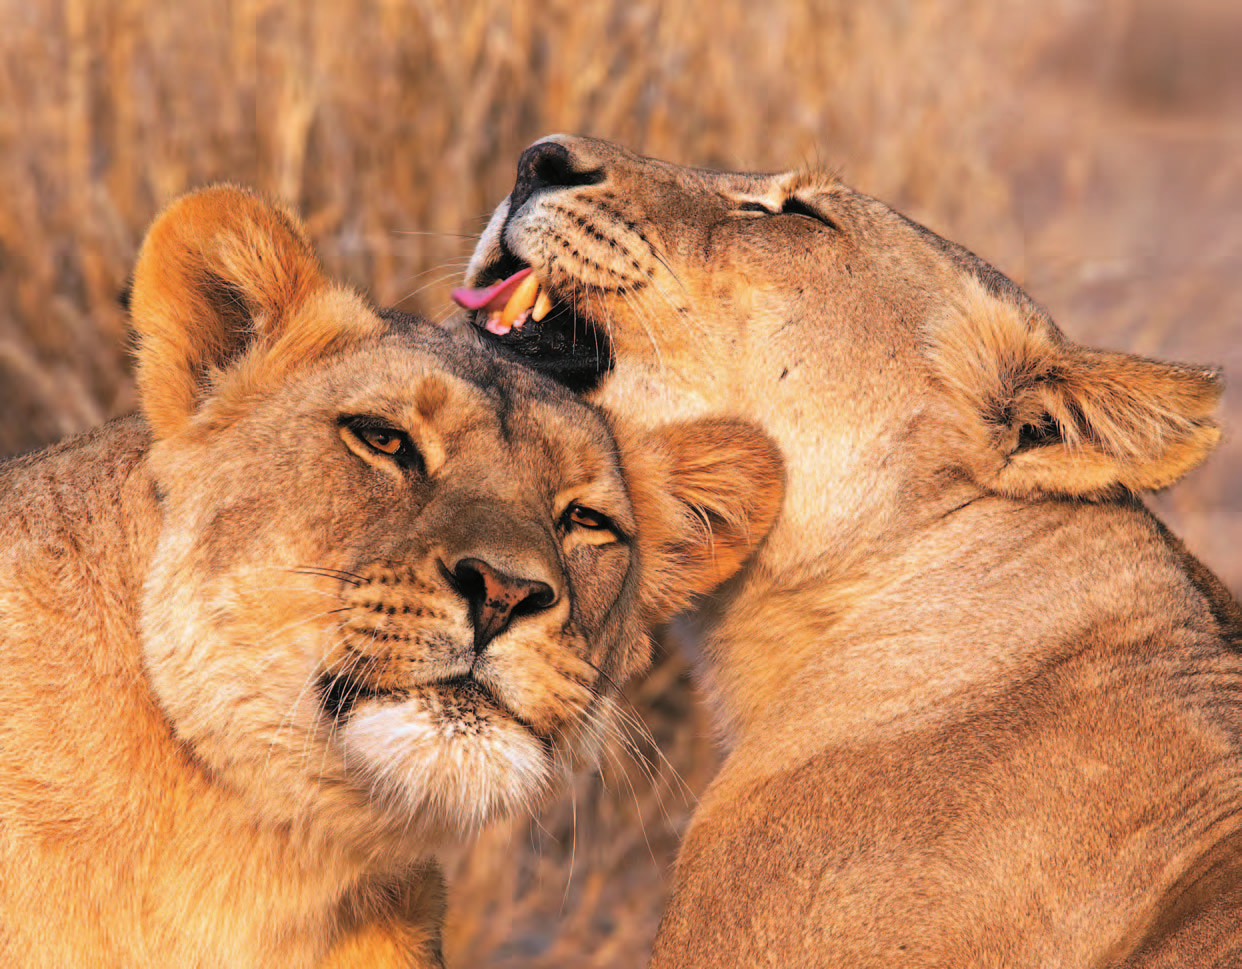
xmin=448 ymin=557 xmax=558 ymax=651
xmin=510 ymin=140 xmax=603 ymax=214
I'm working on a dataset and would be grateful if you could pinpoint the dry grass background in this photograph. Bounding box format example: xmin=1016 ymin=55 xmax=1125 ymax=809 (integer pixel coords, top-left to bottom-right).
xmin=2 ymin=0 xmax=1238 ymax=964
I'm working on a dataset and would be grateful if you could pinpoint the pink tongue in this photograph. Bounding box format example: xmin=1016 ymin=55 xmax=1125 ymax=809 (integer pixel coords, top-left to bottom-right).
xmin=451 ymin=268 xmax=533 ymax=312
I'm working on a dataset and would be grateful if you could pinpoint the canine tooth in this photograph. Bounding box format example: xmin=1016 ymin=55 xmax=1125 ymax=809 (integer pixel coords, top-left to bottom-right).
xmin=532 ymin=289 xmax=553 ymax=322
xmin=485 ymin=311 xmax=509 ymax=336
xmin=500 ymin=273 xmax=541 ymax=332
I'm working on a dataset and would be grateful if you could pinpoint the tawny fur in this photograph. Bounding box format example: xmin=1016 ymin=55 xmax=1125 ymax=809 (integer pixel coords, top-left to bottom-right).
xmin=0 ymin=185 xmax=782 ymax=967
xmin=459 ymin=136 xmax=1242 ymax=968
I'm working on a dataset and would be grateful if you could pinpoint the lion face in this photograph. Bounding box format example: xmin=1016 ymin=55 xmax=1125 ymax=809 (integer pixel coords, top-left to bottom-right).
xmin=456 ymin=136 xmax=950 ymax=408
xmin=127 ymin=186 xmax=782 ymax=849
xmin=457 ymin=136 xmax=1221 ymax=557
xmin=143 ymin=334 xmax=644 ymax=840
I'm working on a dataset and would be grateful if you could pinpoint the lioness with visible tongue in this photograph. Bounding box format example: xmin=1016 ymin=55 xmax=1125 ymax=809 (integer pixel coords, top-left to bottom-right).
xmin=453 ymin=136 xmax=1242 ymax=969
xmin=452 ymin=267 xmax=551 ymax=336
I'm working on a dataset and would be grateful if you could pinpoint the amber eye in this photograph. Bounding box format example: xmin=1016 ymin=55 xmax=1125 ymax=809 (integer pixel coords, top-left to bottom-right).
xmin=362 ymin=429 xmax=403 ymax=454
xmin=562 ymin=503 xmax=613 ymax=532
xmin=341 ymin=417 xmax=424 ymax=474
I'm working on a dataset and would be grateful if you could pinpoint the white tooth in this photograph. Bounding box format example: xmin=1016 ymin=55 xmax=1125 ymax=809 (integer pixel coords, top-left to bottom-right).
xmin=532 ymin=289 xmax=553 ymax=322
xmin=500 ymin=274 xmax=541 ymax=332
xmin=485 ymin=311 xmax=510 ymax=336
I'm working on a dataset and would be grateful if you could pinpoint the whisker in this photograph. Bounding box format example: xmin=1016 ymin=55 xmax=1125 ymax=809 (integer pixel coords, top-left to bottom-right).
xmin=643 ymin=237 xmax=688 ymax=295
xmin=291 ymin=566 xmax=366 ymax=585
xmin=394 ymin=265 xmax=474 ymax=306
xmin=562 ymin=764 xmax=579 ymax=915
xmin=429 ymin=303 xmax=468 ymax=328
xmin=589 ymin=704 xmax=671 ymax=815
xmin=590 ymin=704 xmax=663 ymax=869
xmin=618 ymin=287 xmax=666 ymax=374
xmin=392 ymin=230 xmax=480 ymax=241
xmin=584 ymin=287 xmax=620 ymax=373
xmin=579 ymin=656 xmax=697 ymax=806
xmin=641 ymin=269 xmax=711 ymax=342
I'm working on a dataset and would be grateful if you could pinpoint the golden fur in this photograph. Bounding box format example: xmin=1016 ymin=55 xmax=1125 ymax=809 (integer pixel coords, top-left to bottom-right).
xmin=458 ymin=136 xmax=1242 ymax=967
xmin=0 ymin=185 xmax=783 ymax=967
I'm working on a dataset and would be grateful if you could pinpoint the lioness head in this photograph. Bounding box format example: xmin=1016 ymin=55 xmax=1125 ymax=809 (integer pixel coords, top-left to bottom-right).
xmin=127 ymin=185 xmax=782 ymax=845
xmin=456 ymin=136 xmax=1221 ymax=569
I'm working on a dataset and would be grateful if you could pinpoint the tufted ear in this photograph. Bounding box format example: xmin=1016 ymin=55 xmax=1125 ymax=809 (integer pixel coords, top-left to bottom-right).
xmin=930 ymin=281 xmax=1222 ymax=499
xmin=617 ymin=418 xmax=784 ymax=622
xmin=128 ymin=184 xmax=378 ymax=438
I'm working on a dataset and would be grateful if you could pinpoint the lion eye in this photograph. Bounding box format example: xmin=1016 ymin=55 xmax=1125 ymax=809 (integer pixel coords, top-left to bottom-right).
xmin=737 ymin=198 xmax=839 ymax=232
xmin=341 ymin=417 xmax=425 ymax=474
xmin=562 ymin=503 xmax=613 ymax=532
xmin=362 ymin=429 xmax=403 ymax=454
xmin=780 ymin=196 xmax=840 ymax=231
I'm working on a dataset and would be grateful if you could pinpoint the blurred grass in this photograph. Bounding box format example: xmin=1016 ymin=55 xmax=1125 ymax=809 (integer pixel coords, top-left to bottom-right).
xmin=2 ymin=0 xmax=1239 ymax=964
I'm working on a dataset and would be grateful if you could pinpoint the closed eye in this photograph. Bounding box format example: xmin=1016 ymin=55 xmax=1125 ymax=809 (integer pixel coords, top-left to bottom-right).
xmin=737 ymin=197 xmax=840 ymax=231
xmin=780 ymin=196 xmax=840 ymax=231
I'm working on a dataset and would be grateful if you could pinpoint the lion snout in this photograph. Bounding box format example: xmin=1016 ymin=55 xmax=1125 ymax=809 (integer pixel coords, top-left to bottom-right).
xmin=446 ymin=556 xmax=559 ymax=652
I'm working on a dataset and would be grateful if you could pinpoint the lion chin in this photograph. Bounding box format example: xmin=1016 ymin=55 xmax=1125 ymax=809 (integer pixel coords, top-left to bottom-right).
xmin=341 ymin=684 xmax=554 ymax=834
xmin=0 ymin=183 xmax=783 ymax=968
xmin=461 ymin=136 xmax=1242 ymax=969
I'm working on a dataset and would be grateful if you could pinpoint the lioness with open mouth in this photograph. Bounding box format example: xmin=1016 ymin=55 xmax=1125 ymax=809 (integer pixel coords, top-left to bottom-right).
xmin=0 ymin=185 xmax=783 ymax=967
xmin=455 ymin=136 xmax=1242 ymax=967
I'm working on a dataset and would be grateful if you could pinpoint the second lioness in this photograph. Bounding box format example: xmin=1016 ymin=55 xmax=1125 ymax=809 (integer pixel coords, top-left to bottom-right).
xmin=456 ymin=136 xmax=1242 ymax=967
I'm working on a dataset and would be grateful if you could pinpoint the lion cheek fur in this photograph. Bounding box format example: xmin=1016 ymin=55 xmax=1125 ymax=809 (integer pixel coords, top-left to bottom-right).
xmin=139 ymin=557 xmax=548 ymax=843
xmin=138 ymin=516 xmax=605 ymax=847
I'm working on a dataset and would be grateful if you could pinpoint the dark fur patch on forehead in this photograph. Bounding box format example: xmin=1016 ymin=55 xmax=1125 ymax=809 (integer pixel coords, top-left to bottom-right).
xmin=378 ymin=308 xmax=537 ymax=387
xmin=375 ymin=307 xmax=605 ymax=432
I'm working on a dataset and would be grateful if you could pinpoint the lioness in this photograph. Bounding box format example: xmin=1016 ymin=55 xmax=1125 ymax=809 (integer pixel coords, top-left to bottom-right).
xmin=0 ymin=185 xmax=783 ymax=967
xmin=454 ymin=136 xmax=1242 ymax=967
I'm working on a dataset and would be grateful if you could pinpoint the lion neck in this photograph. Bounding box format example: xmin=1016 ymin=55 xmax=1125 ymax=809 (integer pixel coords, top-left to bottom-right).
xmin=684 ymin=489 xmax=1171 ymax=761
xmin=594 ymin=339 xmax=913 ymax=570
xmin=591 ymin=346 xmax=1188 ymax=758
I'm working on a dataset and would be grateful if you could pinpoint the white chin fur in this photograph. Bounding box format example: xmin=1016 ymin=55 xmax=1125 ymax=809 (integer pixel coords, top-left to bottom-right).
xmin=340 ymin=690 xmax=553 ymax=836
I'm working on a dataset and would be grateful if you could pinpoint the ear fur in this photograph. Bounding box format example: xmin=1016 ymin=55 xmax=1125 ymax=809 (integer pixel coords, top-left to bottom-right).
xmin=617 ymin=418 xmax=784 ymax=621
xmin=128 ymin=184 xmax=377 ymax=437
xmin=929 ymin=280 xmax=1223 ymax=498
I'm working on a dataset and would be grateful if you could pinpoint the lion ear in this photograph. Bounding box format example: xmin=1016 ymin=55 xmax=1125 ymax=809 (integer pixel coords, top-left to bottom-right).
xmin=129 ymin=184 xmax=369 ymax=438
xmin=617 ymin=418 xmax=784 ymax=622
xmin=931 ymin=284 xmax=1222 ymax=498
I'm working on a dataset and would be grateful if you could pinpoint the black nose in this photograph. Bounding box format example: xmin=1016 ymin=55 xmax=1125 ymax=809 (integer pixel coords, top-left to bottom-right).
xmin=509 ymin=141 xmax=604 ymax=215
xmin=448 ymin=557 xmax=557 ymax=651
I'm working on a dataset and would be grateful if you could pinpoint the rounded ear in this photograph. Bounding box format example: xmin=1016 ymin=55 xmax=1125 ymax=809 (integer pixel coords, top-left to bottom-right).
xmin=929 ymin=282 xmax=1222 ymax=499
xmin=128 ymin=184 xmax=336 ymax=438
xmin=616 ymin=418 xmax=785 ymax=622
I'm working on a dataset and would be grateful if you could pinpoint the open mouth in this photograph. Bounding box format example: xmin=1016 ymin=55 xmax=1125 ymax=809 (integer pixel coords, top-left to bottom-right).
xmin=452 ymin=262 xmax=613 ymax=392
xmin=451 ymin=267 xmax=550 ymax=337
